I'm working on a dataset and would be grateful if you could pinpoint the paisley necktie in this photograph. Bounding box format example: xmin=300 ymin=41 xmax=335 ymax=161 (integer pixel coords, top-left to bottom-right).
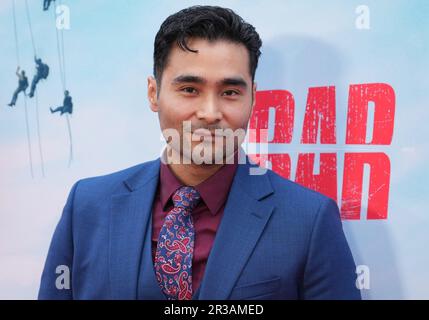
xmin=154 ymin=186 xmax=201 ymax=300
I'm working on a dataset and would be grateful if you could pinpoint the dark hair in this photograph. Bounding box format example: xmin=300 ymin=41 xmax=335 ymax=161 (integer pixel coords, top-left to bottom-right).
xmin=153 ymin=5 xmax=262 ymax=85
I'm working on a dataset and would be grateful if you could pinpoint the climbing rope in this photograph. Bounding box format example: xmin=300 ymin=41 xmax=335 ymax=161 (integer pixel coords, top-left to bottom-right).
xmin=35 ymin=91 xmax=45 ymax=176
xmin=23 ymin=97 xmax=35 ymax=178
xmin=25 ymin=0 xmax=46 ymax=177
xmin=12 ymin=0 xmax=34 ymax=178
xmin=66 ymin=116 xmax=73 ymax=167
xmin=53 ymin=3 xmax=65 ymax=90
xmin=53 ymin=0 xmax=73 ymax=167
xmin=59 ymin=0 xmax=67 ymax=90
xmin=24 ymin=0 xmax=37 ymax=56
xmin=12 ymin=0 xmax=20 ymax=65
xmin=10 ymin=0 xmax=73 ymax=172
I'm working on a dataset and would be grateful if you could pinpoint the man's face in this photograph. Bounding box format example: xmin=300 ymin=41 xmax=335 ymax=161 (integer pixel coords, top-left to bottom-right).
xmin=148 ymin=38 xmax=256 ymax=164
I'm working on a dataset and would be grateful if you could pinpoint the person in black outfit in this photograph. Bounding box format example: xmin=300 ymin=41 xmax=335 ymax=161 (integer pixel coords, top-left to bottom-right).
xmin=50 ymin=90 xmax=73 ymax=115
xmin=29 ymin=57 xmax=49 ymax=98
xmin=8 ymin=67 xmax=28 ymax=107
xmin=43 ymin=0 xmax=55 ymax=11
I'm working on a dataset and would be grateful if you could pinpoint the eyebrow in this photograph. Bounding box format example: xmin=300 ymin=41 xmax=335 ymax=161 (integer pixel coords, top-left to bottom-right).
xmin=172 ymin=74 xmax=248 ymax=89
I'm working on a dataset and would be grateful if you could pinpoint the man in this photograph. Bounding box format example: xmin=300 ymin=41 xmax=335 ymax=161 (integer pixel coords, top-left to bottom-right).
xmin=8 ymin=67 xmax=28 ymax=107
xmin=29 ymin=57 xmax=49 ymax=98
xmin=43 ymin=0 xmax=55 ymax=11
xmin=50 ymin=90 xmax=73 ymax=115
xmin=39 ymin=6 xmax=361 ymax=300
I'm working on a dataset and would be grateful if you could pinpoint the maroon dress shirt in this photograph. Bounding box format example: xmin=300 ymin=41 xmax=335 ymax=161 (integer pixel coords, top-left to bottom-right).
xmin=151 ymin=160 xmax=238 ymax=293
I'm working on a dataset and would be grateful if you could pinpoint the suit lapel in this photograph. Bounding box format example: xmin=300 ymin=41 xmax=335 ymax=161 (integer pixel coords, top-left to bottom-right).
xmin=108 ymin=154 xmax=275 ymax=300
xmin=109 ymin=159 xmax=160 ymax=299
xmin=198 ymin=158 xmax=275 ymax=300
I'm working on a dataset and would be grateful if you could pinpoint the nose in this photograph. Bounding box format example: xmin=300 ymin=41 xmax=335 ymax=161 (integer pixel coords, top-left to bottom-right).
xmin=196 ymin=95 xmax=223 ymax=124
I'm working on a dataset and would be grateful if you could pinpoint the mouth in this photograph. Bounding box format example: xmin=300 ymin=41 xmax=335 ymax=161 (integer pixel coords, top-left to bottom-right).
xmin=192 ymin=128 xmax=224 ymax=138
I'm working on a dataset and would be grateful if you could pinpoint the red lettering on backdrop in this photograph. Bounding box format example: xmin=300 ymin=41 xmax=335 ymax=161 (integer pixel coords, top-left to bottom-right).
xmin=341 ymin=153 xmax=391 ymax=220
xmin=248 ymin=90 xmax=294 ymax=143
xmin=249 ymin=84 xmax=395 ymax=220
xmin=301 ymin=86 xmax=336 ymax=144
xmin=347 ymin=83 xmax=395 ymax=144
xmin=295 ymin=153 xmax=338 ymax=202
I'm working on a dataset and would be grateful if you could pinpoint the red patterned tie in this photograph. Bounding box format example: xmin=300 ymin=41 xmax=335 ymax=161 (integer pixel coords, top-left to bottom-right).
xmin=154 ymin=186 xmax=201 ymax=300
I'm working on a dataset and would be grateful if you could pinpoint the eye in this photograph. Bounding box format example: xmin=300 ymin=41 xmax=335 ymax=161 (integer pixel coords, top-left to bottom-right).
xmin=181 ymin=87 xmax=198 ymax=94
xmin=222 ymin=90 xmax=240 ymax=97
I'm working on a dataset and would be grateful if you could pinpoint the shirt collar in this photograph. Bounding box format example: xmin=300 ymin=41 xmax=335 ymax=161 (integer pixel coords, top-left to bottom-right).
xmin=159 ymin=154 xmax=239 ymax=216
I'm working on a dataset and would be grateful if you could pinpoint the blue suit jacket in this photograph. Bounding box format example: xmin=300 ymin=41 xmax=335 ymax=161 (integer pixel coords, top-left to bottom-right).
xmin=38 ymin=155 xmax=361 ymax=300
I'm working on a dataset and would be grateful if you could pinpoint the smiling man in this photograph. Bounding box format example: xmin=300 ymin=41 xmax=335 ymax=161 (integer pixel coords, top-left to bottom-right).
xmin=39 ymin=5 xmax=361 ymax=300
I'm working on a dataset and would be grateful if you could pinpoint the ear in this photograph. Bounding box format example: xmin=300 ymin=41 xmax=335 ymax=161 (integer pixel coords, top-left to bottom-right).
xmin=147 ymin=76 xmax=159 ymax=112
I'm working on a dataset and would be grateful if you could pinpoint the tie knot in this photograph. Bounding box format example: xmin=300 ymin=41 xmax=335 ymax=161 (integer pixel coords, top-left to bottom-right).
xmin=172 ymin=186 xmax=201 ymax=211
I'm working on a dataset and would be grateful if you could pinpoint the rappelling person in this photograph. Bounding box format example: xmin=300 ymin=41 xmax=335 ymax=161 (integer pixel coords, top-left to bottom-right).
xmin=43 ymin=0 xmax=56 ymax=11
xmin=50 ymin=90 xmax=73 ymax=115
xmin=8 ymin=67 xmax=29 ymax=107
xmin=29 ymin=56 xmax=49 ymax=98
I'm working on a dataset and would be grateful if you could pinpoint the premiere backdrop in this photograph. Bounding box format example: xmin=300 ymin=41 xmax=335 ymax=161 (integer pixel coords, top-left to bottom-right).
xmin=0 ymin=0 xmax=428 ymax=299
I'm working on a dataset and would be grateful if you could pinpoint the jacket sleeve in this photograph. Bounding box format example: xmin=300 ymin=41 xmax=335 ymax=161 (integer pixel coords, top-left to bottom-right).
xmin=38 ymin=181 xmax=80 ymax=300
xmin=301 ymin=198 xmax=362 ymax=300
